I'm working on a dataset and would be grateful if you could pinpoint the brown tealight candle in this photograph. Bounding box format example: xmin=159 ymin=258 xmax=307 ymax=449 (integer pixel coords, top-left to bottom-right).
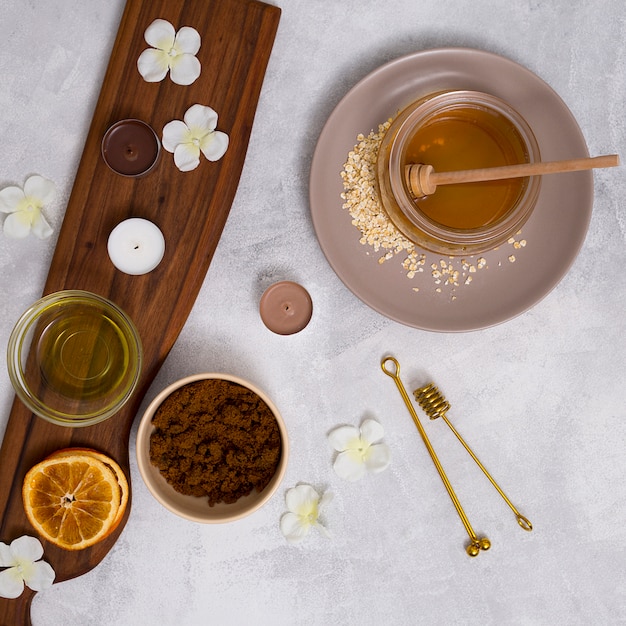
xmin=260 ymin=281 xmax=313 ymax=335
xmin=102 ymin=119 xmax=160 ymax=177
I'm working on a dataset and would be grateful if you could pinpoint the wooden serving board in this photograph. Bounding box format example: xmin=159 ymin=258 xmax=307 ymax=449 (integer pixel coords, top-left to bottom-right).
xmin=0 ymin=0 xmax=280 ymax=623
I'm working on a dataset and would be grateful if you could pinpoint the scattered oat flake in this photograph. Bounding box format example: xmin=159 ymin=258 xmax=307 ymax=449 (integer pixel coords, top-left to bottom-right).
xmin=340 ymin=120 xmax=426 ymax=279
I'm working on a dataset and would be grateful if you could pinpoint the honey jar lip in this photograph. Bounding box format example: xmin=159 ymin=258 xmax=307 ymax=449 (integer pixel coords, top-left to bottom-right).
xmin=377 ymin=89 xmax=542 ymax=256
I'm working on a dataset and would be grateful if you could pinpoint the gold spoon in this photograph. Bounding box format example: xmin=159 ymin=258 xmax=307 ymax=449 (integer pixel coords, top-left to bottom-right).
xmin=405 ymin=154 xmax=619 ymax=197
xmin=381 ymin=356 xmax=490 ymax=557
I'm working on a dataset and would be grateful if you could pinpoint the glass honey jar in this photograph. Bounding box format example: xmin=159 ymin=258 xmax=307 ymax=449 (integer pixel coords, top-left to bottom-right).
xmin=376 ymin=91 xmax=541 ymax=255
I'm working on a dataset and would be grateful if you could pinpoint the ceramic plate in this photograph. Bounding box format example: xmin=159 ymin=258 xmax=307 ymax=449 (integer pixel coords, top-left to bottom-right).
xmin=309 ymin=48 xmax=593 ymax=331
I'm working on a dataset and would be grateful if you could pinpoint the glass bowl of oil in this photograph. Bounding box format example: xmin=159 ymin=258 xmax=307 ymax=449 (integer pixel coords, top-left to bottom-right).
xmin=377 ymin=90 xmax=541 ymax=255
xmin=7 ymin=290 xmax=142 ymax=427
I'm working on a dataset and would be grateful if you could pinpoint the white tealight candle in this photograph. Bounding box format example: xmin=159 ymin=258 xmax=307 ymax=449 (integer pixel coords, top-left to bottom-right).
xmin=107 ymin=218 xmax=165 ymax=275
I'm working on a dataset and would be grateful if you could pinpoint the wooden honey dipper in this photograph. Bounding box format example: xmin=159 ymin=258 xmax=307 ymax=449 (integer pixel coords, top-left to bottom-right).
xmin=405 ymin=154 xmax=620 ymax=197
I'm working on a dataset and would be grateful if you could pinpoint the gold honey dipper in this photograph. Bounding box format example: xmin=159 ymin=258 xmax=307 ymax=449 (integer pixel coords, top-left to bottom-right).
xmin=381 ymin=356 xmax=490 ymax=557
xmin=413 ymin=382 xmax=532 ymax=533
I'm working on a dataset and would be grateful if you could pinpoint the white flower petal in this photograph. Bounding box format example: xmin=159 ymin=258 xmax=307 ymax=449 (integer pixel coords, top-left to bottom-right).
xmin=0 ymin=543 xmax=15 ymax=567
xmin=23 ymin=176 xmax=55 ymax=205
xmin=10 ymin=536 xmax=43 ymax=563
xmin=144 ymin=19 xmax=175 ymax=50
xmin=327 ymin=425 xmax=361 ymax=452
xmin=364 ymin=443 xmax=391 ymax=474
xmin=31 ymin=212 xmax=53 ymax=239
xmin=163 ymin=106 xmax=227 ymax=170
xmin=360 ymin=419 xmax=385 ymax=445
xmin=285 ymin=484 xmax=319 ymax=514
xmin=137 ymin=48 xmax=170 ymax=82
xmin=173 ymin=143 xmax=200 ymax=172
xmin=0 ymin=567 xmax=24 ymax=599
xmin=200 ymin=131 xmax=229 ymax=162
xmin=333 ymin=449 xmax=367 ymax=482
xmin=281 ymin=486 xmax=332 ymax=544
xmin=184 ymin=104 xmax=218 ymax=133
xmin=162 ymin=120 xmax=190 ymax=153
xmin=174 ymin=26 xmax=201 ymax=55
xmin=314 ymin=520 xmax=332 ymax=539
xmin=169 ymin=54 xmax=201 ymax=86
xmin=4 ymin=211 xmax=32 ymax=238
xmin=280 ymin=512 xmax=310 ymax=544
xmin=0 ymin=186 xmax=25 ymax=213
xmin=319 ymin=491 xmax=334 ymax=508
xmin=23 ymin=560 xmax=55 ymax=592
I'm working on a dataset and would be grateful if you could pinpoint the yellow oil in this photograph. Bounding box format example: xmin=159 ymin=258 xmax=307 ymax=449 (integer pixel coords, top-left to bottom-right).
xmin=34 ymin=301 xmax=131 ymax=403
xmin=403 ymin=105 xmax=528 ymax=230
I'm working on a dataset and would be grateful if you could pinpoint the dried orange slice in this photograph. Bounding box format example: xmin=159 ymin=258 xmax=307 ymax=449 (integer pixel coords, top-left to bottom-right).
xmin=22 ymin=449 xmax=128 ymax=551
xmin=46 ymin=448 xmax=129 ymax=531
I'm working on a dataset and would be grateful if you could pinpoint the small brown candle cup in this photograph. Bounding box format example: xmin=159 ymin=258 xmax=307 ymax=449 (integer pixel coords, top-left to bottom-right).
xmin=102 ymin=119 xmax=160 ymax=177
xmin=260 ymin=281 xmax=313 ymax=335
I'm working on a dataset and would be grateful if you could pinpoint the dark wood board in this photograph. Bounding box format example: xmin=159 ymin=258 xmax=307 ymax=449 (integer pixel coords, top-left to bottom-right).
xmin=0 ymin=0 xmax=280 ymax=623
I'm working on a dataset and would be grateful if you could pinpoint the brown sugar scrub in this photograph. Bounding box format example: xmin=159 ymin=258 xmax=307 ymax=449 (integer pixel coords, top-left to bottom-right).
xmin=149 ymin=379 xmax=282 ymax=507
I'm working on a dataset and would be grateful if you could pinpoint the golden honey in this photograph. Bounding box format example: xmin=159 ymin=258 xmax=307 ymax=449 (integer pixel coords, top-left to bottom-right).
xmin=402 ymin=105 xmax=528 ymax=230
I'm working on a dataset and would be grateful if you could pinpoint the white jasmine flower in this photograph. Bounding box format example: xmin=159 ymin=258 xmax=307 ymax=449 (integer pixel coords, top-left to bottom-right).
xmin=280 ymin=484 xmax=332 ymax=544
xmin=0 ymin=536 xmax=55 ymax=599
xmin=137 ymin=19 xmax=201 ymax=86
xmin=328 ymin=419 xmax=391 ymax=482
xmin=162 ymin=104 xmax=229 ymax=172
xmin=0 ymin=175 xmax=55 ymax=239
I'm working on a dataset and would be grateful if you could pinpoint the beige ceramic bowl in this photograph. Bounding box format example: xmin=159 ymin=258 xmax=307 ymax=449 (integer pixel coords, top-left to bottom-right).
xmin=136 ymin=373 xmax=288 ymax=523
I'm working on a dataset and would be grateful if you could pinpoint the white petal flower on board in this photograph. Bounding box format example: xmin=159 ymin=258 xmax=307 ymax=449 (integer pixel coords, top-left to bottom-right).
xmin=328 ymin=419 xmax=391 ymax=482
xmin=280 ymin=484 xmax=332 ymax=544
xmin=162 ymin=104 xmax=229 ymax=172
xmin=137 ymin=18 xmax=201 ymax=86
xmin=0 ymin=175 xmax=55 ymax=239
xmin=0 ymin=536 xmax=55 ymax=599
